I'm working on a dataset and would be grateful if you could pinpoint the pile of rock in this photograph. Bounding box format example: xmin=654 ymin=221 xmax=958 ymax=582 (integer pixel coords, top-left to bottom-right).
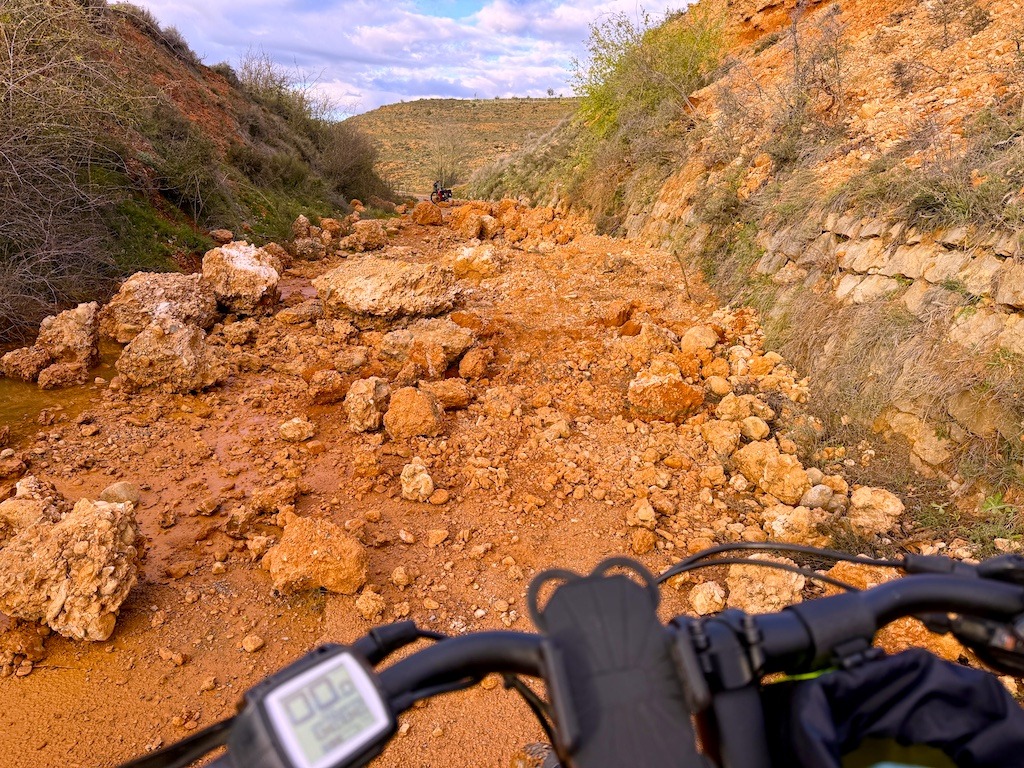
xmin=0 ymin=478 xmax=140 ymax=643
xmin=1 ymin=302 xmax=100 ymax=389
xmin=409 ymin=199 xmax=586 ymax=251
xmin=312 ymin=258 xmax=459 ymax=325
xmin=290 ymin=212 xmax=398 ymax=258
xmin=614 ymin=307 xmax=905 ymax=551
xmin=1 ymin=240 xmax=287 ymax=393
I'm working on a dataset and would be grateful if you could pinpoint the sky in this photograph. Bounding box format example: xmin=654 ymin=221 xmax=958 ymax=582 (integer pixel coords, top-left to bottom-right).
xmin=129 ymin=0 xmax=689 ymax=114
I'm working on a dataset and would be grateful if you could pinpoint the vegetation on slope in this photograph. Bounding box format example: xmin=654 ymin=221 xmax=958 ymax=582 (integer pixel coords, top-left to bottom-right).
xmin=470 ymin=6 xmax=724 ymax=232
xmin=0 ymin=0 xmax=389 ymax=342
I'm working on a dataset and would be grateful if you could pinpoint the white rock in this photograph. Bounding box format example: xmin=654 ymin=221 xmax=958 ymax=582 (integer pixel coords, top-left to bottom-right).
xmin=400 ymin=458 xmax=435 ymax=502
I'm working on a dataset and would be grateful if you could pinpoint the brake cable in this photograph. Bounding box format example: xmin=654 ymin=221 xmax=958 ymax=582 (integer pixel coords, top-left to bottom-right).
xmin=502 ymin=674 xmax=561 ymax=748
xmin=658 ymin=542 xmax=905 ymax=586
xmin=661 ymin=555 xmax=861 ymax=591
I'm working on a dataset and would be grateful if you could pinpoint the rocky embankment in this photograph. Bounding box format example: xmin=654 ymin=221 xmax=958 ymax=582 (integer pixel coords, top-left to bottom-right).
xmin=0 ymin=197 xmax=1001 ymax=765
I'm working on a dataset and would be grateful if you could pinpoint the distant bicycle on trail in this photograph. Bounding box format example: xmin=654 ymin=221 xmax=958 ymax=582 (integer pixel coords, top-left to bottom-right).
xmin=430 ymin=180 xmax=453 ymax=203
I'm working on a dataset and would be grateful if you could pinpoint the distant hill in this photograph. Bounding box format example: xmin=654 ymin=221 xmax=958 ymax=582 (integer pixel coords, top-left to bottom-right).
xmin=346 ymin=97 xmax=578 ymax=196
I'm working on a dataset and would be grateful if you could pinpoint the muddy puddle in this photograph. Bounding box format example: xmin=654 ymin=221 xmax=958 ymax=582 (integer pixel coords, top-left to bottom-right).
xmin=0 ymin=341 xmax=121 ymax=443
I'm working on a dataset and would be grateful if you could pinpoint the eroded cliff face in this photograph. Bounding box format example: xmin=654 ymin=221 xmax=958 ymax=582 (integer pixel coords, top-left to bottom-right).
xmin=590 ymin=0 xmax=1024 ymax=492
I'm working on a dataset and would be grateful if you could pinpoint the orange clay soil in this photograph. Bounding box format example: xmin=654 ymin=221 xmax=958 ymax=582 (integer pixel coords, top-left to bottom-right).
xmin=0 ymin=215 xmax=755 ymax=768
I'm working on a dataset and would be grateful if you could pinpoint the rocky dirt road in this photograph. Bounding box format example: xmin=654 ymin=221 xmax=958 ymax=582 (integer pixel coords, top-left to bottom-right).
xmin=0 ymin=202 xmax=946 ymax=767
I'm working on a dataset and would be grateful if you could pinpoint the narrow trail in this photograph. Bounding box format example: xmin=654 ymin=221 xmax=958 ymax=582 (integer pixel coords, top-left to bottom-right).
xmin=0 ymin=207 xmax=926 ymax=766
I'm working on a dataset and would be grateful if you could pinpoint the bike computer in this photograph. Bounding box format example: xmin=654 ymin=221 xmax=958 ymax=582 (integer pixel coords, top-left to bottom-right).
xmin=228 ymin=645 xmax=395 ymax=768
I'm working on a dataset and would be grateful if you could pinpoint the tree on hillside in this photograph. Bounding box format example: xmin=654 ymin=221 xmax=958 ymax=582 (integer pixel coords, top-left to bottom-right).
xmin=571 ymin=6 xmax=724 ymax=138
xmin=427 ymin=130 xmax=465 ymax=189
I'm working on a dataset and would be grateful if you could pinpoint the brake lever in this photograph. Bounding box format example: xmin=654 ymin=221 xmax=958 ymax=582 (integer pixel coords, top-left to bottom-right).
xmin=902 ymin=554 xmax=981 ymax=578
xmin=904 ymin=552 xmax=1024 ymax=587
xmin=976 ymin=554 xmax=1024 ymax=586
xmin=947 ymin=614 xmax=1024 ymax=676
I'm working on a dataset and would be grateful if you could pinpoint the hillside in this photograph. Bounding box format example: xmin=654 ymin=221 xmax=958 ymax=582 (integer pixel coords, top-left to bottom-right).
xmin=0 ymin=0 xmax=388 ymax=344
xmin=472 ymin=0 xmax=1024 ymax=531
xmin=4 ymin=0 xmax=1024 ymax=762
xmin=346 ymin=97 xmax=577 ymax=195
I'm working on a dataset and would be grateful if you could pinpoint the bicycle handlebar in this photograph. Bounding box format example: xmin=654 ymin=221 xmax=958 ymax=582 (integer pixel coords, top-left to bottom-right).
xmin=119 ymin=556 xmax=1024 ymax=768
xmin=376 ymin=573 xmax=1024 ymax=715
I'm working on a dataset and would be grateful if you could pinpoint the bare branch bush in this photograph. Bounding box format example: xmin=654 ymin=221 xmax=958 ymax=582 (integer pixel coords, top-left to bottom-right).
xmin=321 ymin=122 xmax=390 ymax=201
xmin=0 ymin=0 xmax=136 ymax=341
xmin=759 ymin=2 xmax=849 ymax=167
xmin=927 ymin=0 xmax=992 ymax=49
xmin=427 ymin=130 xmax=467 ymax=189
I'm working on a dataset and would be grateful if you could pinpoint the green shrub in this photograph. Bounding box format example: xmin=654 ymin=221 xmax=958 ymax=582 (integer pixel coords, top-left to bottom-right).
xmin=572 ymin=6 xmax=724 ymax=139
xmin=111 ymin=3 xmax=201 ymax=66
xmin=141 ymin=98 xmax=231 ymax=222
xmin=321 ymin=122 xmax=390 ymax=200
xmin=210 ymin=62 xmax=240 ymax=86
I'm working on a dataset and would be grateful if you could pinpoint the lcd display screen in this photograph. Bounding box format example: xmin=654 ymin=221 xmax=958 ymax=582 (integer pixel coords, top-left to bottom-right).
xmin=265 ymin=653 xmax=390 ymax=768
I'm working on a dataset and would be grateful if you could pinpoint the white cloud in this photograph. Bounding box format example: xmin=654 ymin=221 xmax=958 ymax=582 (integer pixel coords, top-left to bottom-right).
xmin=130 ymin=0 xmax=690 ymax=112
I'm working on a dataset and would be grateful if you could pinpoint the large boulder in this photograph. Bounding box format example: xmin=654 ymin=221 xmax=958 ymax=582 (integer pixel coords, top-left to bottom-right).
xmin=419 ymin=378 xmax=473 ymax=410
xmin=115 ymin=317 xmax=227 ymax=393
xmin=825 ymin=561 xmax=965 ymax=661
xmin=1 ymin=346 xmax=52 ymax=382
xmin=279 ymin=417 xmax=316 ymax=443
xmin=37 ymin=362 xmax=89 ymax=390
xmin=452 ymin=245 xmax=502 ymax=278
xmin=760 ymin=453 xmax=811 ymax=505
xmin=627 ymin=360 xmax=705 ymax=423
xmin=100 ymin=272 xmax=218 ymax=342
xmin=379 ymin=318 xmax=475 ymax=378
xmin=617 ymin=323 xmax=679 ymax=370
xmin=701 ymin=419 xmax=742 ymax=458
xmin=263 ymin=511 xmax=368 ymax=595
xmin=291 ymin=237 xmax=327 ymax=262
xmin=0 ymin=497 xmax=139 ymax=641
xmin=849 ymin=486 xmax=904 ymax=535
xmin=312 ymin=259 xmax=458 ymax=323
xmin=18 ymin=301 xmax=101 ymax=388
xmin=345 ymin=377 xmax=392 ymax=432
xmin=732 ymin=440 xmax=810 ymax=505
xmin=726 ymin=555 xmax=805 ymax=613
xmin=733 ymin=440 xmax=779 ymax=484
xmin=0 ymin=476 xmax=66 ymax=546
xmin=339 ymin=220 xmax=387 ymax=252
xmin=451 ymin=208 xmax=487 ymax=240
xmin=36 ymin=302 xmax=99 ymax=369
xmin=412 ymin=202 xmax=443 ymax=226
xmin=760 ymin=504 xmax=830 ymax=546
xmin=400 ymin=458 xmax=434 ymax=502
xmin=384 ymin=387 xmax=444 ymax=439
xmin=201 ymin=242 xmax=280 ymax=315
xmin=292 ymin=215 xmax=311 ymax=239
xmin=307 ymin=370 xmax=349 ymax=405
